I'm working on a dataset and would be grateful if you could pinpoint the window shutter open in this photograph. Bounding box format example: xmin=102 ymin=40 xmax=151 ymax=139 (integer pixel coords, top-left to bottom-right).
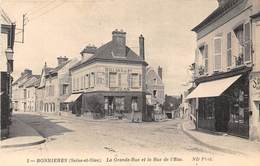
xmin=139 ymin=74 xmax=142 ymax=87
xmin=227 ymin=32 xmax=232 ymax=67
xmin=244 ymin=22 xmax=251 ymax=62
xmin=214 ymin=37 xmax=222 ymax=71
xmin=204 ymin=44 xmax=208 ymax=73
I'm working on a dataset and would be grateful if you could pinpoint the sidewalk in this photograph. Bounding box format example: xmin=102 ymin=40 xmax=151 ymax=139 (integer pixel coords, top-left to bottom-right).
xmin=182 ymin=120 xmax=260 ymax=156
xmin=0 ymin=116 xmax=45 ymax=149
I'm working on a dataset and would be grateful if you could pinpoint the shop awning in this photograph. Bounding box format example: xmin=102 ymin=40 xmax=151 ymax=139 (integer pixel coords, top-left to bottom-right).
xmin=186 ymin=74 xmax=242 ymax=99
xmin=64 ymin=93 xmax=82 ymax=103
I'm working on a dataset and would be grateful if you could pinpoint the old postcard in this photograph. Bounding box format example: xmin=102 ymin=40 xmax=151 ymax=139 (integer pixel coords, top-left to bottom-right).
xmin=1 ymin=0 xmax=260 ymax=165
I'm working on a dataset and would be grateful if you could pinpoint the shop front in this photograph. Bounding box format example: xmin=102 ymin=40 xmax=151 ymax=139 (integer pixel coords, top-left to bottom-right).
xmin=81 ymin=91 xmax=145 ymax=121
xmin=187 ymin=68 xmax=251 ymax=138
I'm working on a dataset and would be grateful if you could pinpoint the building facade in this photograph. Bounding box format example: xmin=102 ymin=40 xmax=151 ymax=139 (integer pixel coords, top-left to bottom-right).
xmin=146 ymin=66 xmax=165 ymax=120
xmin=12 ymin=69 xmax=40 ymax=112
xmin=187 ymin=0 xmax=260 ymax=140
xmin=36 ymin=57 xmax=79 ymax=113
xmin=0 ymin=8 xmax=15 ymax=139
xmin=67 ymin=30 xmax=148 ymax=121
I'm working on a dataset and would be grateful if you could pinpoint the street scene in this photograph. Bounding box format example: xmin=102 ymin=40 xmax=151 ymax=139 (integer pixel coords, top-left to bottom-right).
xmin=1 ymin=0 xmax=260 ymax=166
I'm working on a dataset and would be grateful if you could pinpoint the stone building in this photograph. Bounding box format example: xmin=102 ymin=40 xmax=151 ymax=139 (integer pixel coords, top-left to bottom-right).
xmin=36 ymin=57 xmax=79 ymax=113
xmin=187 ymin=0 xmax=260 ymax=140
xmin=0 ymin=8 xmax=15 ymax=139
xmin=12 ymin=69 xmax=40 ymax=112
xmin=67 ymin=29 xmax=148 ymax=121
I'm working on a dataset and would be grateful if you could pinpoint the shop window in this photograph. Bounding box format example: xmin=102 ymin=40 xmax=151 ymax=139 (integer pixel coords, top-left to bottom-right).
xmin=104 ymin=97 xmax=109 ymax=111
xmin=109 ymin=72 xmax=117 ymax=87
xmin=115 ymin=97 xmax=125 ymax=112
xmin=131 ymin=73 xmax=139 ymax=88
xmin=198 ymin=98 xmax=215 ymax=120
xmin=214 ymin=37 xmax=222 ymax=71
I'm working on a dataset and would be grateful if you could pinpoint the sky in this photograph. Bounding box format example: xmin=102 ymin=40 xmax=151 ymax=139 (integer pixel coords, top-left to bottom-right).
xmin=1 ymin=0 xmax=217 ymax=95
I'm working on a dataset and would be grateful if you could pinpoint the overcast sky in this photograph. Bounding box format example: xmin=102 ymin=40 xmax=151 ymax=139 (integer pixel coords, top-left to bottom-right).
xmin=1 ymin=0 xmax=217 ymax=95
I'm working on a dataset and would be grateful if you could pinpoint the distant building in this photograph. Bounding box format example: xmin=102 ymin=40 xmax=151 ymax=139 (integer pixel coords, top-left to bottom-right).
xmin=0 ymin=8 xmax=15 ymax=139
xmin=146 ymin=66 xmax=165 ymax=121
xmin=36 ymin=57 xmax=79 ymax=113
xmin=67 ymin=29 xmax=148 ymax=122
xmin=187 ymin=0 xmax=260 ymax=140
xmin=12 ymin=69 xmax=40 ymax=112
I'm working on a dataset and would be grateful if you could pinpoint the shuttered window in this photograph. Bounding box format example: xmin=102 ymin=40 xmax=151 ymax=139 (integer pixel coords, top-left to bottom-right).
xmin=109 ymin=72 xmax=117 ymax=88
xmin=214 ymin=37 xmax=222 ymax=71
xmin=227 ymin=32 xmax=232 ymax=67
xmin=244 ymin=22 xmax=251 ymax=62
xmin=204 ymin=45 xmax=208 ymax=73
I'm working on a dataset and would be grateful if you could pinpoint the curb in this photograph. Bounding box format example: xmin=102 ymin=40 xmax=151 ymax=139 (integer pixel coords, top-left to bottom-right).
xmin=181 ymin=122 xmax=245 ymax=155
xmin=1 ymin=139 xmax=46 ymax=149
xmin=1 ymin=117 xmax=46 ymax=149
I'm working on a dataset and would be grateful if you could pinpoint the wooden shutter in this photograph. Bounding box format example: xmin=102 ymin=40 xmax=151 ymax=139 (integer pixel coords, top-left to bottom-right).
xmin=139 ymin=74 xmax=142 ymax=87
xmin=204 ymin=44 xmax=208 ymax=73
xmin=118 ymin=73 xmax=121 ymax=87
xmin=227 ymin=32 xmax=232 ymax=67
xmin=244 ymin=22 xmax=251 ymax=62
xmin=214 ymin=37 xmax=222 ymax=71
xmin=128 ymin=74 xmax=131 ymax=88
xmin=105 ymin=72 xmax=109 ymax=87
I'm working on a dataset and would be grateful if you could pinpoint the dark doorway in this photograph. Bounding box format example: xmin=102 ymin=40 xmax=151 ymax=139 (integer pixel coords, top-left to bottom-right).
xmin=215 ymin=96 xmax=230 ymax=132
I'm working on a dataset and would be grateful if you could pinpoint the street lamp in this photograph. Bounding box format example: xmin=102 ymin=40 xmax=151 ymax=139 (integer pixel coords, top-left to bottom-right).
xmin=5 ymin=48 xmax=14 ymax=73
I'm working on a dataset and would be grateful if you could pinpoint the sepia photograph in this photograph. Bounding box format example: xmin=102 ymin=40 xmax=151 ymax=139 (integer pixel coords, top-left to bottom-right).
xmin=0 ymin=0 xmax=260 ymax=165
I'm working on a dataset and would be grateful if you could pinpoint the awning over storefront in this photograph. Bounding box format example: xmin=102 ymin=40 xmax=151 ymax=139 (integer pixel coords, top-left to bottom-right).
xmin=186 ymin=74 xmax=242 ymax=99
xmin=64 ymin=93 xmax=82 ymax=103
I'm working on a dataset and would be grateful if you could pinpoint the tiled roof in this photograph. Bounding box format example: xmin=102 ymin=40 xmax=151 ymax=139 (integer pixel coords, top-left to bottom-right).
xmin=71 ymin=41 xmax=147 ymax=71
xmin=25 ymin=77 xmax=40 ymax=88
xmin=192 ymin=0 xmax=244 ymax=32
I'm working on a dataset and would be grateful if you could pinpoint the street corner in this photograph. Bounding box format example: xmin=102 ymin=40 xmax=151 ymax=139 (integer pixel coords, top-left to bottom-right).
xmin=1 ymin=117 xmax=46 ymax=149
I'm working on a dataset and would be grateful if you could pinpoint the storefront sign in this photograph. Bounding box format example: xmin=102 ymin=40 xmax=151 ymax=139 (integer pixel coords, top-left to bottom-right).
xmin=105 ymin=67 xmax=132 ymax=73
xmin=250 ymin=72 xmax=260 ymax=100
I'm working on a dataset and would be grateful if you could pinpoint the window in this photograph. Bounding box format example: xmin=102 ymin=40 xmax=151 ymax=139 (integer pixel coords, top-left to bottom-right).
xmin=90 ymin=72 xmax=95 ymax=88
xmin=214 ymin=37 xmax=222 ymax=71
xmin=197 ymin=44 xmax=208 ymax=75
xmin=244 ymin=22 xmax=251 ymax=62
xmin=24 ymin=89 xmax=27 ymax=98
xmin=259 ymin=104 xmax=260 ymax=122
xmin=76 ymin=78 xmax=79 ymax=90
xmin=62 ymin=84 xmax=68 ymax=95
xmin=97 ymin=72 xmax=105 ymax=85
xmin=109 ymin=72 xmax=117 ymax=87
xmin=131 ymin=73 xmax=139 ymax=88
xmin=81 ymin=76 xmax=84 ymax=90
xmin=234 ymin=25 xmax=244 ymax=66
xmin=85 ymin=74 xmax=89 ymax=89
xmin=73 ymin=78 xmax=76 ymax=91
xmin=227 ymin=32 xmax=232 ymax=67
xmin=153 ymin=90 xmax=157 ymax=98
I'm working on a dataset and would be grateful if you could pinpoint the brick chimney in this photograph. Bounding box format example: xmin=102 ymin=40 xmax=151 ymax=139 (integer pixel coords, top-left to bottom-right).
xmin=21 ymin=69 xmax=32 ymax=77
xmin=80 ymin=45 xmax=97 ymax=60
xmin=158 ymin=66 xmax=162 ymax=80
xmin=139 ymin=34 xmax=145 ymax=60
xmin=112 ymin=29 xmax=126 ymax=57
xmin=57 ymin=56 xmax=68 ymax=66
xmin=217 ymin=0 xmax=231 ymax=7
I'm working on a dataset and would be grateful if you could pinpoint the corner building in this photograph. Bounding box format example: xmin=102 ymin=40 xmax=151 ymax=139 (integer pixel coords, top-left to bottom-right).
xmin=68 ymin=30 xmax=148 ymax=121
xmin=187 ymin=0 xmax=260 ymax=140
